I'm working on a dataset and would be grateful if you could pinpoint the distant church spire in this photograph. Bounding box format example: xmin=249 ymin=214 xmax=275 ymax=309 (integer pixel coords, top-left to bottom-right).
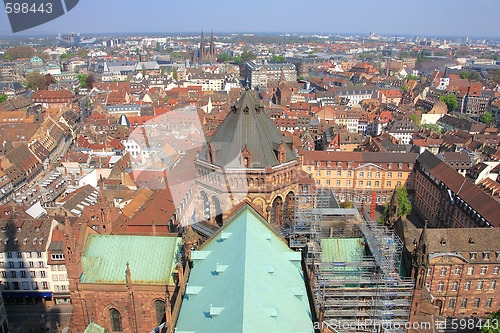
xmin=200 ymin=30 xmax=205 ymax=61
xmin=210 ymin=30 xmax=215 ymax=62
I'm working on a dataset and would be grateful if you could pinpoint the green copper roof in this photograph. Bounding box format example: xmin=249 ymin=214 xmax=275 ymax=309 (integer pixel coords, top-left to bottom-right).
xmin=321 ymin=238 xmax=366 ymax=280
xmin=175 ymin=204 xmax=314 ymax=333
xmin=199 ymin=90 xmax=297 ymax=168
xmin=84 ymin=323 xmax=105 ymax=333
xmin=81 ymin=234 xmax=181 ymax=285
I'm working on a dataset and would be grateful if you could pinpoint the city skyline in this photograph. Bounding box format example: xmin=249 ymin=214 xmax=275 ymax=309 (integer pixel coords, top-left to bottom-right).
xmin=1 ymin=0 xmax=500 ymax=38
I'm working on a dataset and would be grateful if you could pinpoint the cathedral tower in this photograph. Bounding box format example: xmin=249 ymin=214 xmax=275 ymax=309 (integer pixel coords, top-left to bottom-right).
xmin=194 ymin=89 xmax=298 ymax=230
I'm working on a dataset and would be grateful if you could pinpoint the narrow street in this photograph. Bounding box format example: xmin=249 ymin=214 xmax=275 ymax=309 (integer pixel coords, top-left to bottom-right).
xmin=6 ymin=304 xmax=72 ymax=333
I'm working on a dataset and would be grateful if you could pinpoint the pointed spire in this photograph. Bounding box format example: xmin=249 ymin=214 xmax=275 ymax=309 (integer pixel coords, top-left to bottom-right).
xmin=126 ymin=262 xmax=132 ymax=288
xmin=200 ymin=30 xmax=205 ymax=61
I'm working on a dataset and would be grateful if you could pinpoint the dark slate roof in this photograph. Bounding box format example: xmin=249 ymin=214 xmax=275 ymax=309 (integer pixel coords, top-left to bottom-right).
xmin=438 ymin=115 xmax=486 ymax=133
xmin=400 ymin=219 xmax=500 ymax=255
xmin=199 ymin=90 xmax=296 ymax=168
xmin=416 ymin=150 xmax=500 ymax=226
xmin=387 ymin=119 xmax=419 ymax=134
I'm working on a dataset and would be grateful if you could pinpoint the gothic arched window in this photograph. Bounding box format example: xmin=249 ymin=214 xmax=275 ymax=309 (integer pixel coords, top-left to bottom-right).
xmin=109 ymin=308 xmax=122 ymax=332
xmin=155 ymin=300 xmax=166 ymax=325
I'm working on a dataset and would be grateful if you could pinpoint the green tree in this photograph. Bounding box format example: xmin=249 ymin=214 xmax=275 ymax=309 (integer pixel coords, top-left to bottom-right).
xmin=270 ymin=55 xmax=285 ymax=62
xmin=470 ymin=71 xmax=482 ymax=81
xmin=459 ymin=71 xmax=470 ymax=79
xmin=401 ymin=85 xmax=409 ymax=91
xmin=172 ymin=67 xmax=178 ymax=80
xmin=422 ymin=123 xmax=443 ymax=134
xmin=77 ymin=74 xmax=87 ymax=88
xmin=142 ymin=65 xmax=147 ymax=77
xmin=406 ymin=74 xmax=418 ymax=81
xmin=2 ymin=54 xmax=13 ymax=61
xmin=0 ymin=94 xmax=7 ymax=103
xmin=340 ymin=201 xmax=352 ymax=208
xmin=480 ymin=111 xmax=493 ymax=124
xmin=396 ymin=186 xmax=412 ymax=216
xmin=160 ymin=66 xmax=165 ymax=76
xmin=480 ymin=309 xmax=500 ymax=333
xmin=410 ymin=113 xmax=421 ymax=127
xmin=440 ymin=94 xmax=458 ymax=112
xmin=240 ymin=49 xmax=256 ymax=63
xmin=217 ymin=53 xmax=231 ymax=62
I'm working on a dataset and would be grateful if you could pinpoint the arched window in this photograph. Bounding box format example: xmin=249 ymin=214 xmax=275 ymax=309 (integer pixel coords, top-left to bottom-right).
xmin=155 ymin=300 xmax=166 ymax=325
xmin=109 ymin=308 xmax=122 ymax=332
xmin=284 ymin=192 xmax=295 ymax=224
xmin=270 ymin=196 xmax=283 ymax=224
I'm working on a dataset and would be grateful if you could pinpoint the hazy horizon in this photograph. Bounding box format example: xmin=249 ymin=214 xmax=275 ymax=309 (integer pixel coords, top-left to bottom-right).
xmin=1 ymin=0 xmax=499 ymax=38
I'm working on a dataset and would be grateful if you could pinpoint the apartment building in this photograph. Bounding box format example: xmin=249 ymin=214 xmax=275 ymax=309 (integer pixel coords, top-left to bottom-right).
xmin=412 ymin=150 xmax=500 ymax=228
xmin=301 ymin=151 xmax=418 ymax=205
xmin=244 ymin=61 xmax=297 ymax=89
xmin=187 ymin=73 xmax=226 ymax=92
xmin=402 ymin=222 xmax=500 ymax=318
xmin=0 ymin=212 xmax=69 ymax=305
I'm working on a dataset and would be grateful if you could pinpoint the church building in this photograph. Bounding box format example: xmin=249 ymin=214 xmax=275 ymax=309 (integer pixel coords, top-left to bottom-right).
xmin=194 ymin=89 xmax=299 ymax=230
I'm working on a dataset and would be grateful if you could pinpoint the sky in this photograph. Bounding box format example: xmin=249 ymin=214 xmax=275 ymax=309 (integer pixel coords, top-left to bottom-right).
xmin=0 ymin=0 xmax=499 ymax=38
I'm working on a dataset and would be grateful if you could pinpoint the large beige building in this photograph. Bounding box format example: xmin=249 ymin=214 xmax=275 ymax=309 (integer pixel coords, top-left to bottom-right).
xmin=301 ymin=151 xmax=418 ymax=205
xmin=244 ymin=61 xmax=297 ymax=89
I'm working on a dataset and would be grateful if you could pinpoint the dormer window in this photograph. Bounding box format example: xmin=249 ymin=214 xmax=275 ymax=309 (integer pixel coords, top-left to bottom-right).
xmin=470 ymin=252 xmax=477 ymax=260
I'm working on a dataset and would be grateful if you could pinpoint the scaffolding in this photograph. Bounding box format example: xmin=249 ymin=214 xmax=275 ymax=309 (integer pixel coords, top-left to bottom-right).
xmin=288 ymin=187 xmax=414 ymax=333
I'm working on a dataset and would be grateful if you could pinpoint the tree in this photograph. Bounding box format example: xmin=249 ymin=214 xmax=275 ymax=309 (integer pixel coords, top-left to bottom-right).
xmin=480 ymin=111 xmax=493 ymax=124
xmin=470 ymin=71 xmax=482 ymax=81
xmin=160 ymin=66 xmax=165 ymax=76
xmin=172 ymin=67 xmax=178 ymax=81
xmin=270 ymin=55 xmax=285 ymax=62
xmin=340 ymin=201 xmax=352 ymax=208
xmin=0 ymin=95 xmax=7 ymax=103
xmin=459 ymin=71 xmax=470 ymax=79
xmin=422 ymin=123 xmax=443 ymax=134
xmin=440 ymin=94 xmax=458 ymax=112
xmin=85 ymin=74 xmax=94 ymax=89
xmin=401 ymin=85 xmax=409 ymax=91
xmin=396 ymin=186 xmax=412 ymax=216
xmin=217 ymin=53 xmax=231 ymax=62
xmin=2 ymin=54 xmax=13 ymax=61
xmin=5 ymin=46 xmax=35 ymax=59
xmin=410 ymin=113 xmax=421 ymax=127
xmin=240 ymin=49 xmax=256 ymax=63
xmin=45 ymin=74 xmax=55 ymax=86
xmin=406 ymin=74 xmax=418 ymax=81
xmin=26 ymin=72 xmax=49 ymax=90
xmin=480 ymin=309 xmax=500 ymax=333
xmin=77 ymin=74 xmax=87 ymax=88
xmin=142 ymin=65 xmax=147 ymax=78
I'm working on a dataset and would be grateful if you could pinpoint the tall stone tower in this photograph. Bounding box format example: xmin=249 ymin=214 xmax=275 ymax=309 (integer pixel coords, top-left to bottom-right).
xmin=199 ymin=30 xmax=205 ymax=62
xmin=194 ymin=89 xmax=299 ymax=230
xmin=209 ymin=30 xmax=216 ymax=62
